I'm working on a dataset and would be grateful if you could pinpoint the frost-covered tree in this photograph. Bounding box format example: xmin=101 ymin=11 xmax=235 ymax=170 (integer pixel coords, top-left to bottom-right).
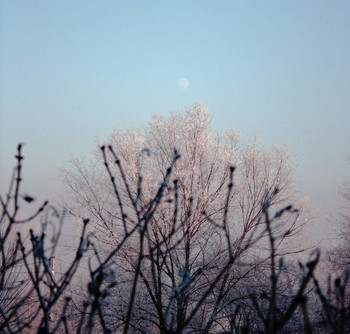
xmin=62 ymin=103 xmax=309 ymax=333
xmin=328 ymin=163 xmax=350 ymax=272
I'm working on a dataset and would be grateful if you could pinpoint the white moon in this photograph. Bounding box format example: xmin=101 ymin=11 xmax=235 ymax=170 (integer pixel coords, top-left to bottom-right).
xmin=178 ymin=78 xmax=189 ymax=89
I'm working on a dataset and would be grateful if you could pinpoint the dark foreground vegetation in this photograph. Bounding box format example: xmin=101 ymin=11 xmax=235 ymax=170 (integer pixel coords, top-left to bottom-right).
xmin=1 ymin=143 xmax=349 ymax=334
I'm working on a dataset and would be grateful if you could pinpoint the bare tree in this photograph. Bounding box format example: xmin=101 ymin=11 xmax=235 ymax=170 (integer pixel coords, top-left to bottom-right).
xmin=0 ymin=141 xmax=326 ymax=333
xmin=317 ymin=158 xmax=350 ymax=333
xmin=328 ymin=160 xmax=350 ymax=272
xmin=61 ymin=103 xmax=310 ymax=333
xmin=0 ymin=145 xmax=111 ymax=333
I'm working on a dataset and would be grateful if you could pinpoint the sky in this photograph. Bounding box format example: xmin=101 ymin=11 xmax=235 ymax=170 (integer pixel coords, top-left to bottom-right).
xmin=1 ymin=1 xmax=350 ymax=245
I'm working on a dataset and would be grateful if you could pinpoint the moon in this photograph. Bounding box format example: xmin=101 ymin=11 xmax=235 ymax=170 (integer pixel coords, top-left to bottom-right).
xmin=178 ymin=78 xmax=189 ymax=89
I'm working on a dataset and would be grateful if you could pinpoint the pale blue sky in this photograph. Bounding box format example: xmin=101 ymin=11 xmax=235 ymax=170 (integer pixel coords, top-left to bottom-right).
xmin=1 ymin=1 xmax=350 ymax=243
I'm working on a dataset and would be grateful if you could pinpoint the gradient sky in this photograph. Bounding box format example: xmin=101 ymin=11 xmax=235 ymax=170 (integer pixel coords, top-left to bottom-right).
xmin=1 ymin=1 xmax=350 ymax=244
